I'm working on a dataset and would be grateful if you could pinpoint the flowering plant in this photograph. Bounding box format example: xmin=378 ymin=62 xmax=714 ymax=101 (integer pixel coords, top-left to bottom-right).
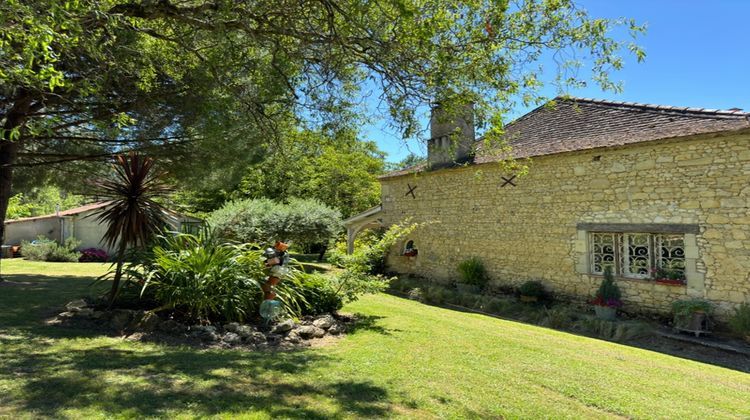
xmin=651 ymin=267 xmax=685 ymax=285
xmin=590 ymin=296 xmax=623 ymax=307
xmin=591 ymin=265 xmax=622 ymax=307
xmin=79 ymin=248 xmax=109 ymax=262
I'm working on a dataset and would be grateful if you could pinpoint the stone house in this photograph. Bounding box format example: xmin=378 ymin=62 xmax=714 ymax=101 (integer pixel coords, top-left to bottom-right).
xmin=346 ymin=97 xmax=750 ymax=318
xmin=5 ymin=201 xmax=203 ymax=254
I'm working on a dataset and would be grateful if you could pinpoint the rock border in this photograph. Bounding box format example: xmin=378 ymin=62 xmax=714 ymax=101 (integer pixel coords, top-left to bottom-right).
xmin=52 ymin=299 xmax=351 ymax=350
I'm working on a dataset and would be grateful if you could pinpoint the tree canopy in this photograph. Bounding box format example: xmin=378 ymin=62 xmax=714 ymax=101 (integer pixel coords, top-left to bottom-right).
xmin=0 ymin=0 xmax=644 ymax=238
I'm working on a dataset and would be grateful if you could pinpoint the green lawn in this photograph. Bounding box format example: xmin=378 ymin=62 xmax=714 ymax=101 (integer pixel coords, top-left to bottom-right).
xmin=1 ymin=260 xmax=749 ymax=418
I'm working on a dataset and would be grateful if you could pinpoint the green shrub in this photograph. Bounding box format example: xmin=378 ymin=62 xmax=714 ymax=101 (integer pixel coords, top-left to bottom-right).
xmin=129 ymin=231 xmax=305 ymax=323
xmin=294 ymin=273 xmax=343 ymax=315
xmin=21 ymin=236 xmax=80 ymax=262
xmin=540 ymin=306 xmax=577 ymax=329
xmin=729 ymin=303 xmax=750 ymax=338
xmin=457 ymin=257 xmax=488 ymax=290
xmin=424 ymin=285 xmax=452 ymax=305
xmin=672 ymin=298 xmax=713 ymax=319
xmin=518 ymin=280 xmax=546 ymax=299
xmin=574 ymin=318 xmax=652 ymax=342
xmin=484 ymin=297 xmax=512 ymax=314
xmin=208 ymin=198 xmax=342 ymax=252
xmin=329 ymin=221 xmax=420 ymax=306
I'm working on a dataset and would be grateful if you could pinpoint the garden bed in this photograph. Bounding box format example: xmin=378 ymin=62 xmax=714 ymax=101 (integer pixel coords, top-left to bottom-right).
xmin=50 ymin=298 xmax=354 ymax=350
xmin=390 ymin=276 xmax=750 ymax=372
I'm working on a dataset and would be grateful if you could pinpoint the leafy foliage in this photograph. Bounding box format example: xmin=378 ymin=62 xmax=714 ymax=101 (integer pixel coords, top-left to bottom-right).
xmin=671 ymin=298 xmax=713 ymax=327
xmin=130 ymin=231 xmax=305 ymax=323
xmin=209 ymin=198 xmax=342 ymax=252
xmin=6 ymin=186 xmax=84 ymax=220
xmin=292 ymin=273 xmax=344 ymax=316
xmin=91 ymin=153 xmax=170 ymax=304
xmin=457 ymin=257 xmax=489 ymax=289
xmin=20 ymin=236 xmax=80 ymax=262
xmin=518 ymin=280 xmax=546 ymax=299
xmin=227 ymin=129 xmax=384 ymax=218
xmin=592 ymin=265 xmax=622 ymax=307
xmin=728 ymin=303 xmax=750 ymax=338
xmin=331 ymin=222 xmax=420 ymax=304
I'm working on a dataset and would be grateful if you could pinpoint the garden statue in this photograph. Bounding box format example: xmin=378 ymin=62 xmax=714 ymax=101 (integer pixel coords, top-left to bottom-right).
xmin=259 ymin=241 xmax=290 ymax=322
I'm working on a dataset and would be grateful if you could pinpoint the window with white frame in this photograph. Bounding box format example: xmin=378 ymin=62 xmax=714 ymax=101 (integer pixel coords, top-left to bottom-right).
xmin=590 ymin=232 xmax=686 ymax=281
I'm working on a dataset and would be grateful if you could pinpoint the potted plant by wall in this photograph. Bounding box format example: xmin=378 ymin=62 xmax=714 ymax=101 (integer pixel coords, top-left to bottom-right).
xmin=518 ymin=280 xmax=545 ymax=303
xmin=671 ymin=298 xmax=713 ymax=336
xmin=590 ymin=265 xmax=622 ymax=321
xmin=456 ymin=257 xmax=488 ymax=294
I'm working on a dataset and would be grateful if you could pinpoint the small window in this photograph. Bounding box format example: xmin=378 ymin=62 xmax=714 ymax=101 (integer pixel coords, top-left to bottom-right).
xmin=403 ymin=240 xmax=418 ymax=256
xmin=589 ymin=232 xmax=685 ymax=282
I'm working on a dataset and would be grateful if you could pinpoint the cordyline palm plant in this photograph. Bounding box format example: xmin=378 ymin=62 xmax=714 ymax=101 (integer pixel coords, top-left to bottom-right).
xmin=92 ymin=152 xmax=171 ymax=306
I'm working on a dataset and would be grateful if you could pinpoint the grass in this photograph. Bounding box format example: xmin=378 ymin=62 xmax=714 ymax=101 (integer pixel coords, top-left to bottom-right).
xmin=0 ymin=260 xmax=749 ymax=418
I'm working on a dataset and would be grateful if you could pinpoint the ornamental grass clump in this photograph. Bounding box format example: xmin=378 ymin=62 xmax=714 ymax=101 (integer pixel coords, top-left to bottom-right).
xmin=728 ymin=303 xmax=750 ymax=341
xmin=457 ymin=257 xmax=489 ymax=290
xmin=591 ymin=265 xmax=622 ymax=307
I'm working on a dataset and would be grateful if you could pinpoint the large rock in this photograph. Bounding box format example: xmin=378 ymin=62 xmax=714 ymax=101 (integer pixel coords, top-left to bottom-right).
xmin=190 ymin=325 xmax=219 ymax=342
xmin=271 ymin=319 xmax=295 ymax=334
xmin=296 ymin=325 xmax=326 ymax=339
xmin=74 ymin=308 xmax=95 ymax=318
xmin=66 ymin=299 xmax=89 ymax=312
xmin=224 ymin=322 xmax=241 ymax=333
xmin=313 ymin=315 xmax=335 ymax=330
xmin=234 ymin=325 xmax=256 ymax=338
xmin=110 ymin=309 xmax=135 ymax=330
xmin=158 ymin=320 xmax=186 ymax=334
xmin=246 ymin=331 xmax=268 ymax=344
xmin=266 ymin=334 xmax=283 ymax=346
xmin=284 ymin=331 xmax=301 ymax=344
xmin=222 ymin=332 xmax=242 ymax=345
xmin=328 ymin=322 xmax=346 ymax=335
xmin=132 ymin=311 xmax=160 ymax=332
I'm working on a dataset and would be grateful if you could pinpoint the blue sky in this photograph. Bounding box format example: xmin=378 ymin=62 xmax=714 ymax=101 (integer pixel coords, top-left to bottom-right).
xmin=367 ymin=0 xmax=750 ymax=163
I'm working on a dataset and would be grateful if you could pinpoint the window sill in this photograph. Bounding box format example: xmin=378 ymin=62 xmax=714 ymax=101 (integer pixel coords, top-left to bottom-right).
xmin=588 ymin=274 xmax=686 ymax=287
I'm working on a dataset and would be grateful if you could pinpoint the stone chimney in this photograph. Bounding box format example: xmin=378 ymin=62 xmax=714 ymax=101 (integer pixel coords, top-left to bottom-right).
xmin=427 ymin=103 xmax=475 ymax=168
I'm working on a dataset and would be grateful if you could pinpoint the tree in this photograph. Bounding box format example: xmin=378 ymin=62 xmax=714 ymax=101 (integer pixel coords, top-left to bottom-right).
xmin=92 ymin=153 xmax=170 ymax=305
xmin=0 ymin=0 xmax=644 ymax=245
xmin=6 ymin=186 xmax=84 ymax=219
xmin=387 ymin=153 xmax=427 ymax=172
xmin=230 ymin=128 xmax=384 ymax=218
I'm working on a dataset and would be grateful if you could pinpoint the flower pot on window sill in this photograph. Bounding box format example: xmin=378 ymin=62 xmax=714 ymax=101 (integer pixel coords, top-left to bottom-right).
xmin=402 ymin=250 xmax=418 ymax=257
xmin=655 ymin=278 xmax=686 ymax=286
xmin=593 ymin=305 xmax=617 ymax=321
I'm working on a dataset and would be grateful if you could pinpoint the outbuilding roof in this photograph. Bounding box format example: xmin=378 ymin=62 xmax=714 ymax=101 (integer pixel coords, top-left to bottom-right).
xmin=5 ymin=202 xmax=112 ymax=224
xmin=381 ymin=97 xmax=750 ymax=178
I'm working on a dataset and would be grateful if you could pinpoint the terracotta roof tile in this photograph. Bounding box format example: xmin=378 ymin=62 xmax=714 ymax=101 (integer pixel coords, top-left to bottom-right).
xmin=5 ymin=202 xmax=111 ymax=223
xmin=381 ymin=97 xmax=750 ymax=178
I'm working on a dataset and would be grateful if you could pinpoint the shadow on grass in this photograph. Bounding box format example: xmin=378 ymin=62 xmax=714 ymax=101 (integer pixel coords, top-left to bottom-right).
xmin=0 ymin=272 xmax=396 ymax=417
xmin=2 ymin=342 xmax=391 ymax=418
xmin=345 ymin=314 xmax=401 ymax=336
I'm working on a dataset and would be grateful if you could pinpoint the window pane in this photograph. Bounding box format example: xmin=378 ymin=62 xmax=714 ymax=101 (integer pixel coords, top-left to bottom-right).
xmin=622 ymin=233 xmax=650 ymax=278
xmin=657 ymin=234 xmax=685 ymax=278
xmin=590 ymin=233 xmax=616 ymax=274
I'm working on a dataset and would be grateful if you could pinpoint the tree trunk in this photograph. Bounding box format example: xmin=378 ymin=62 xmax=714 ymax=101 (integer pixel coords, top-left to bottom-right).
xmin=0 ymin=94 xmax=33 ymax=261
xmin=108 ymin=240 xmax=129 ymax=308
xmin=317 ymin=244 xmax=327 ymax=262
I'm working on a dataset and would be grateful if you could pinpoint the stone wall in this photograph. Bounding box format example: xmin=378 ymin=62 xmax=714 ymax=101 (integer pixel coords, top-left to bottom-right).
xmin=380 ymin=132 xmax=750 ymax=318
